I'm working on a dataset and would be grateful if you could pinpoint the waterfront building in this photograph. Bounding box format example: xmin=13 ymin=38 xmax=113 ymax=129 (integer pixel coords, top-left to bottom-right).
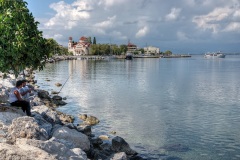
xmin=68 ymin=36 xmax=91 ymax=55
xmin=144 ymin=46 xmax=160 ymax=55
xmin=127 ymin=42 xmax=141 ymax=54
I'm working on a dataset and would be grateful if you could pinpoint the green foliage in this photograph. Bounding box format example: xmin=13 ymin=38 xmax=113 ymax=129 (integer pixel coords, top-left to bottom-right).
xmin=164 ymin=50 xmax=172 ymax=55
xmin=0 ymin=0 xmax=49 ymax=78
xmin=139 ymin=48 xmax=144 ymax=54
xmin=120 ymin=45 xmax=128 ymax=54
xmin=88 ymin=37 xmax=92 ymax=44
xmin=45 ymin=38 xmax=69 ymax=56
xmin=93 ymin=37 xmax=96 ymax=44
xmin=90 ymin=43 xmax=127 ymax=55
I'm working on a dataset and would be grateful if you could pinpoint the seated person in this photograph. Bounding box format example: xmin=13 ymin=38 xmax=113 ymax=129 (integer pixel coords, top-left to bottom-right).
xmin=19 ymin=79 xmax=33 ymax=101
xmin=8 ymin=80 xmax=32 ymax=116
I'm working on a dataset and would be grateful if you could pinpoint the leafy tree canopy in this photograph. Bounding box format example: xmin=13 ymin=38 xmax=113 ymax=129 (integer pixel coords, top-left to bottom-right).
xmin=0 ymin=0 xmax=49 ymax=78
xmin=164 ymin=50 xmax=172 ymax=55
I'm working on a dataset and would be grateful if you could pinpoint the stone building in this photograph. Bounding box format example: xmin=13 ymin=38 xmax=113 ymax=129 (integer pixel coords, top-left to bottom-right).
xmin=68 ymin=36 xmax=91 ymax=55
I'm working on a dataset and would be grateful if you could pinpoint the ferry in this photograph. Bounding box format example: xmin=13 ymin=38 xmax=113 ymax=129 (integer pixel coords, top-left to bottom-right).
xmin=204 ymin=52 xmax=226 ymax=58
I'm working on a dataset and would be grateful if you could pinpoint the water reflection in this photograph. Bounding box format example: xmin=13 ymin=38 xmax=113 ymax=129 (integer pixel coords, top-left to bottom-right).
xmin=36 ymin=56 xmax=240 ymax=159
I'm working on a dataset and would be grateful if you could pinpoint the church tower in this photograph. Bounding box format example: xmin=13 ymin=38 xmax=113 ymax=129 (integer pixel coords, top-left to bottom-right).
xmin=68 ymin=37 xmax=73 ymax=50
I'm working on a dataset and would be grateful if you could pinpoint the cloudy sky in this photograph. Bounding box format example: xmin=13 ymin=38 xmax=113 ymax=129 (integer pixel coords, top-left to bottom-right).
xmin=25 ymin=0 xmax=240 ymax=54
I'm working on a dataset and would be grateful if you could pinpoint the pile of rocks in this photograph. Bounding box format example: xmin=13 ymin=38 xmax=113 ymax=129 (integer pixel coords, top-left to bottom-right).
xmin=0 ymin=73 xmax=144 ymax=160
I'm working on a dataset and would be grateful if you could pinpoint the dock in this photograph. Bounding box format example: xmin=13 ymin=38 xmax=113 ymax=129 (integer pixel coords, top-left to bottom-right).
xmin=161 ymin=54 xmax=191 ymax=58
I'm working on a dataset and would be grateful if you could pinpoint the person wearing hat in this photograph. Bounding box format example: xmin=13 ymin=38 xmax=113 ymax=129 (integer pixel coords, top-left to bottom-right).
xmin=8 ymin=80 xmax=32 ymax=116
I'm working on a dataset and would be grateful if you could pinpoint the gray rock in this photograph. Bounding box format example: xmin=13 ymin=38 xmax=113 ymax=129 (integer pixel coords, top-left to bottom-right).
xmin=0 ymin=106 xmax=25 ymax=126
xmin=77 ymin=124 xmax=92 ymax=136
xmin=32 ymin=105 xmax=62 ymax=125
xmin=52 ymin=95 xmax=62 ymax=101
xmin=0 ymin=140 xmax=56 ymax=160
xmin=65 ymin=123 xmax=77 ymax=129
xmin=110 ymin=152 xmax=127 ymax=160
xmin=53 ymin=100 xmax=67 ymax=106
xmin=33 ymin=114 xmax=53 ymax=139
xmin=7 ymin=116 xmax=50 ymax=142
xmin=38 ymin=90 xmax=51 ymax=99
xmin=16 ymin=138 xmax=87 ymax=160
xmin=112 ymin=136 xmax=137 ymax=155
xmin=52 ymin=126 xmax=90 ymax=151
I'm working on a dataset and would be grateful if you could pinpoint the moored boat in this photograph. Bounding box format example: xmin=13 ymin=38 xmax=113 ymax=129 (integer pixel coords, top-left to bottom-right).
xmin=204 ymin=52 xmax=226 ymax=58
xmin=125 ymin=52 xmax=133 ymax=60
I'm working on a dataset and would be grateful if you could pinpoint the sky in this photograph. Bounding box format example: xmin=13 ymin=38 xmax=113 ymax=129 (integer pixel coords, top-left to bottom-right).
xmin=25 ymin=0 xmax=240 ymax=54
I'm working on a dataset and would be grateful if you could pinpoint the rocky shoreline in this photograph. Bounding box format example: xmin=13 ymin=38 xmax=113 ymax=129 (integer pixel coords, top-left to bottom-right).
xmin=0 ymin=67 xmax=144 ymax=160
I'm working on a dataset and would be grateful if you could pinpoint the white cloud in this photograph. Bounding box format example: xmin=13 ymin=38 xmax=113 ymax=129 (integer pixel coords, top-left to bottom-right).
xmin=165 ymin=8 xmax=182 ymax=21
xmin=95 ymin=16 xmax=116 ymax=28
xmin=136 ymin=26 xmax=149 ymax=38
xmin=193 ymin=6 xmax=240 ymax=33
xmin=98 ymin=0 xmax=127 ymax=8
xmin=44 ymin=1 xmax=91 ymax=29
xmin=224 ymin=22 xmax=240 ymax=32
xmin=44 ymin=33 xmax=63 ymax=40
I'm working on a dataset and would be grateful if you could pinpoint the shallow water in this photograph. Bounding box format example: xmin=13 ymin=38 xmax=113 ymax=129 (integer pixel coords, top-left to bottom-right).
xmin=36 ymin=55 xmax=240 ymax=159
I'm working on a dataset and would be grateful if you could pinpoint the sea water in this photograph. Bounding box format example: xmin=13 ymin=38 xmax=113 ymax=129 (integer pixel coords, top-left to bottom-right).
xmin=35 ymin=55 xmax=240 ymax=160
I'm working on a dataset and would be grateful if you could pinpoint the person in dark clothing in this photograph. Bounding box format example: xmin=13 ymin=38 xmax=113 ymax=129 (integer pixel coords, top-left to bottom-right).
xmin=8 ymin=80 xmax=32 ymax=116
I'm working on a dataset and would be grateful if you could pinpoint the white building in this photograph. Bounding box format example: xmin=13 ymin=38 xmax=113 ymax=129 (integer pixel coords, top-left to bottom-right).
xmin=68 ymin=36 xmax=91 ymax=55
xmin=127 ymin=42 xmax=137 ymax=53
xmin=144 ymin=46 xmax=160 ymax=55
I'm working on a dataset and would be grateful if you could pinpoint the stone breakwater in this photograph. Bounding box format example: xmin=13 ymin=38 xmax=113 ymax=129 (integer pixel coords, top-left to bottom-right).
xmin=0 ymin=70 xmax=144 ymax=160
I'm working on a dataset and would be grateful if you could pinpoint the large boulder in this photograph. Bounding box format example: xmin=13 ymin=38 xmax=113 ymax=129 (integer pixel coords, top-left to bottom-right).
xmin=7 ymin=116 xmax=51 ymax=142
xmin=111 ymin=136 xmax=137 ymax=155
xmin=0 ymin=142 xmax=56 ymax=160
xmin=37 ymin=90 xmax=51 ymax=99
xmin=16 ymin=138 xmax=87 ymax=160
xmin=32 ymin=105 xmax=62 ymax=125
xmin=77 ymin=124 xmax=92 ymax=136
xmin=52 ymin=126 xmax=90 ymax=151
xmin=33 ymin=114 xmax=53 ymax=139
xmin=0 ymin=106 xmax=25 ymax=126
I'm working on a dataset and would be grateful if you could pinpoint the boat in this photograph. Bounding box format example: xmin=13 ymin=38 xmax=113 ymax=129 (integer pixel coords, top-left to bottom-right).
xmin=125 ymin=52 xmax=133 ymax=60
xmin=204 ymin=52 xmax=226 ymax=58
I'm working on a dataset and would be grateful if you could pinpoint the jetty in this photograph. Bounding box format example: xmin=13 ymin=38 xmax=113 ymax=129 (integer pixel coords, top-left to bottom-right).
xmin=161 ymin=54 xmax=191 ymax=58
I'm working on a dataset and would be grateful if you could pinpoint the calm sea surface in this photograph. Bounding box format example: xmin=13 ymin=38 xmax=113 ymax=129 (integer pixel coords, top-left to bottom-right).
xmin=35 ymin=55 xmax=240 ymax=160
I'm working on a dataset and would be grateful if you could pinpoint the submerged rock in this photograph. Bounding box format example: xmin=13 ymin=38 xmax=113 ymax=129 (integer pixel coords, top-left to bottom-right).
xmin=84 ymin=115 xmax=100 ymax=125
xmin=79 ymin=114 xmax=87 ymax=121
xmin=55 ymin=83 xmax=62 ymax=87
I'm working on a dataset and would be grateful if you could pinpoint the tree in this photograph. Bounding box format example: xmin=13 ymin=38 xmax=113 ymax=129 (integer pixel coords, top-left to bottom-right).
xmin=120 ymin=45 xmax=128 ymax=54
xmin=0 ymin=0 xmax=49 ymax=78
xmin=164 ymin=50 xmax=172 ymax=55
xmin=93 ymin=37 xmax=96 ymax=44
xmin=88 ymin=37 xmax=92 ymax=44
xmin=45 ymin=38 xmax=58 ymax=57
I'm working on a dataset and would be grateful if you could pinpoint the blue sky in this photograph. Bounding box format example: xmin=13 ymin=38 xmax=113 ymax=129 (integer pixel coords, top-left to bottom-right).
xmin=25 ymin=0 xmax=240 ymax=54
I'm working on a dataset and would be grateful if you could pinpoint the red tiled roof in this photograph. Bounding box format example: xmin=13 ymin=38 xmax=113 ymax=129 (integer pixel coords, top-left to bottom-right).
xmin=128 ymin=42 xmax=136 ymax=47
xmin=80 ymin=36 xmax=87 ymax=41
